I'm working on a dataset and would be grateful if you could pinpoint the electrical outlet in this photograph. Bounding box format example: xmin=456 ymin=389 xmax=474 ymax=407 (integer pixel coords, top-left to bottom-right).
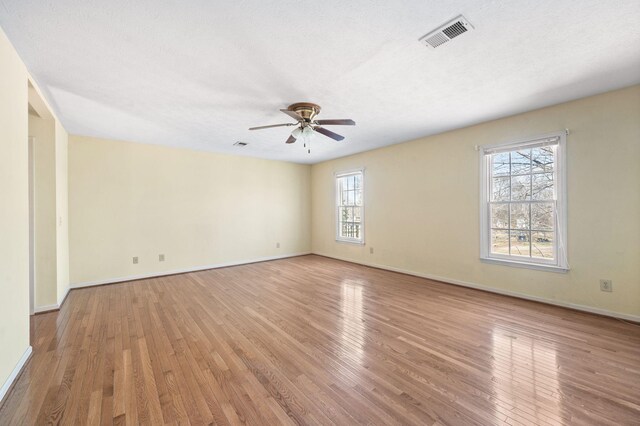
xmin=159 ymin=254 xmax=165 ymax=262
xmin=276 ymin=242 xmax=280 ymax=248
xmin=600 ymin=279 xmax=612 ymax=292
xmin=370 ymin=247 xmax=374 ymax=254
xmin=133 ymin=256 xmax=139 ymax=264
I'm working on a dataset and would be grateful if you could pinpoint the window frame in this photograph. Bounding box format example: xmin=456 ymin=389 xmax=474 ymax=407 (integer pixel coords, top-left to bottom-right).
xmin=335 ymin=168 xmax=365 ymax=245
xmin=479 ymin=131 xmax=569 ymax=272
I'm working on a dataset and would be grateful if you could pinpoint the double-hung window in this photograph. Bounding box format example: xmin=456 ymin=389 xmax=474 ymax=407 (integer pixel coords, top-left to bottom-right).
xmin=336 ymin=169 xmax=364 ymax=244
xmin=480 ymin=132 xmax=568 ymax=271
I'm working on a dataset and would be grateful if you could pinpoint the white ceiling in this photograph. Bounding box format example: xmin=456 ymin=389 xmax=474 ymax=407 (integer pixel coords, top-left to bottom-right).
xmin=1 ymin=0 xmax=639 ymax=164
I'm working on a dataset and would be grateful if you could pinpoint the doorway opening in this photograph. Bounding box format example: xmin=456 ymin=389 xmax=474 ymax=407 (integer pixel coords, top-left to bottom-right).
xmin=27 ymin=81 xmax=57 ymax=338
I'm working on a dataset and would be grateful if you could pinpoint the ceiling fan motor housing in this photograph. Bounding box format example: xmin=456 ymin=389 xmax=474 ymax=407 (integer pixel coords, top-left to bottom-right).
xmin=288 ymin=102 xmax=321 ymax=122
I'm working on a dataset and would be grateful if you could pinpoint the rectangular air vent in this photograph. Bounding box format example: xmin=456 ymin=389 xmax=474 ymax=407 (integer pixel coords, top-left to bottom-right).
xmin=234 ymin=141 xmax=248 ymax=147
xmin=419 ymin=15 xmax=474 ymax=49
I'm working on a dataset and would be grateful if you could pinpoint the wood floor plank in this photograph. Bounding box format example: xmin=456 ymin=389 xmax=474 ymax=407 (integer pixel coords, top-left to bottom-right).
xmin=1 ymin=255 xmax=639 ymax=425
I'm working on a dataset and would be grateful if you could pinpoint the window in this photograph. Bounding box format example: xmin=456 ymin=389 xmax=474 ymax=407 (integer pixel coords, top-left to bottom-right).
xmin=480 ymin=133 xmax=568 ymax=271
xmin=336 ymin=169 xmax=364 ymax=244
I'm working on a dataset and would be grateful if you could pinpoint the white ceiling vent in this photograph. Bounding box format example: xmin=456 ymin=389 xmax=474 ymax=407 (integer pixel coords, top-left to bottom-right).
xmin=419 ymin=15 xmax=474 ymax=49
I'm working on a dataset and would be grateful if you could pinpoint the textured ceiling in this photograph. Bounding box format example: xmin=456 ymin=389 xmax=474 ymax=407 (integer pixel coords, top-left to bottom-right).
xmin=1 ymin=0 xmax=639 ymax=164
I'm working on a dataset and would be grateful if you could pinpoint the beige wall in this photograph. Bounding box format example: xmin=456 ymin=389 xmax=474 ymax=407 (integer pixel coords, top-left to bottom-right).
xmin=69 ymin=136 xmax=311 ymax=285
xmin=312 ymin=86 xmax=640 ymax=319
xmin=28 ymin=116 xmax=57 ymax=307
xmin=0 ymin=28 xmax=30 ymax=394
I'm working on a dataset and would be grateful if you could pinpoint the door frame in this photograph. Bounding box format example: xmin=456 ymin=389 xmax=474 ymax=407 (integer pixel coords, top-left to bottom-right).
xmin=28 ymin=136 xmax=35 ymax=315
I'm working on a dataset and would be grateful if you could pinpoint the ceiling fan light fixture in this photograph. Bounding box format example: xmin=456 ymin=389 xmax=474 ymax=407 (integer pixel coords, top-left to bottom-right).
xmin=291 ymin=127 xmax=302 ymax=138
xmin=302 ymin=126 xmax=314 ymax=138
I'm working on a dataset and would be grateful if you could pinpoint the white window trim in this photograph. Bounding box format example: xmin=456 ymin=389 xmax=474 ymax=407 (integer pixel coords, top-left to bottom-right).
xmin=479 ymin=131 xmax=569 ymax=272
xmin=335 ymin=168 xmax=365 ymax=245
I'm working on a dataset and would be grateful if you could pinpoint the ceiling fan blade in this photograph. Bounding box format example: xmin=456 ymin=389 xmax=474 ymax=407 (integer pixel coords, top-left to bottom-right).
xmin=313 ymin=126 xmax=345 ymax=141
xmin=249 ymin=123 xmax=294 ymax=130
xmin=285 ymin=134 xmax=297 ymax=144
xmin=314 ymin=119 xmax=355 ymax=126
xmin=280 ymin=109 xmax=304 ymax=121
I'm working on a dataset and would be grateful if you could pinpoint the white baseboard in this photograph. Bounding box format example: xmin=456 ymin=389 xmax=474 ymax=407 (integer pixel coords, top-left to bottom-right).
xmin=33 ymin=303 xmax=59 ymax=313
xmin=57 ymin=285 xmax=70 ymax=306
xmin=31 ymin=286 xmax=70 ymax=314
xmin=71 ymin=252 xmax=312 ymax=289
xmin=0 ymin=346 xmax=32 ymax=404
xmin=314 ymin=252 xmax=640 ymax=323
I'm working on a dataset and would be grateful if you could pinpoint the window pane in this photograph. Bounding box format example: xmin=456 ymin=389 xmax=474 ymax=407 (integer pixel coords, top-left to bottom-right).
xmin=339 ymin=207 xmax=349 ymax=223
xmin=492 ymin=153 xmax=510 ymax=177
xmin=509 ymin=230 xmax=530 ymax=257
xmin=510 ymin=203 xmax=530 ymax=229
xmin=491 ymin=229 xmax=509 ymax=255
xmin=491 ymin=203 xmax=509 ymax=229
xmin=532 ymin=231 xmax=554 ymax=259
xmin=492 ymin=177 xmax=510 ymax=201
xmin=347 ymin=190 xmax=355 ymax=205
xmin=511 ymin=150 xmax=531 ymax=175
xmin=342 ymin=223 xmax=349 ymax=238
xmin=532 ymin=173 xmax=554 ymax=200
xmin=346 ymin=176 xmax=353 ymax=190
xmin=341 ymin=177 xmax=349 ymax=194
xmin=343 ymin=222 xmax=351 ymax=237
xmin=511 ymin=174 xmax=531 ymax=200
xmin=355 ymin=190 xmax=362 ymax=206
xmin=532 ymin=147 xmax=554 ymax=173
xmin=531 ymin=203 xmax=554 ymax=230
xmin=352 ymin=207 xmax=362 ymax=222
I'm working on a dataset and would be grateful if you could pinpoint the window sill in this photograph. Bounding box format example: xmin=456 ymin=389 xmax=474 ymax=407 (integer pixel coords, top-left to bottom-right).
xmin=480 ymin=257 xmax=569 ymax=273
xmin=335 ymin=238 xmax=365 ymax=245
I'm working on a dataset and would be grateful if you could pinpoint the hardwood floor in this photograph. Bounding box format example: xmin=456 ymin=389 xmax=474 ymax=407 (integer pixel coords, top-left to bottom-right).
xmin=1 ymin=255 xmax=639 ymax=425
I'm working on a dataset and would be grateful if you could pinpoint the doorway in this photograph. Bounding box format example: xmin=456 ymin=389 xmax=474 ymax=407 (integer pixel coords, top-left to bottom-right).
xmin=28 ymin=80 xmax=57 ymax=324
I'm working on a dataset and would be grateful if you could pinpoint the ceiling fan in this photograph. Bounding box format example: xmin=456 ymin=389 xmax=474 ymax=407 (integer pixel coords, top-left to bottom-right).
xmin=249 ymin=102 xmax=355 ymax=152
